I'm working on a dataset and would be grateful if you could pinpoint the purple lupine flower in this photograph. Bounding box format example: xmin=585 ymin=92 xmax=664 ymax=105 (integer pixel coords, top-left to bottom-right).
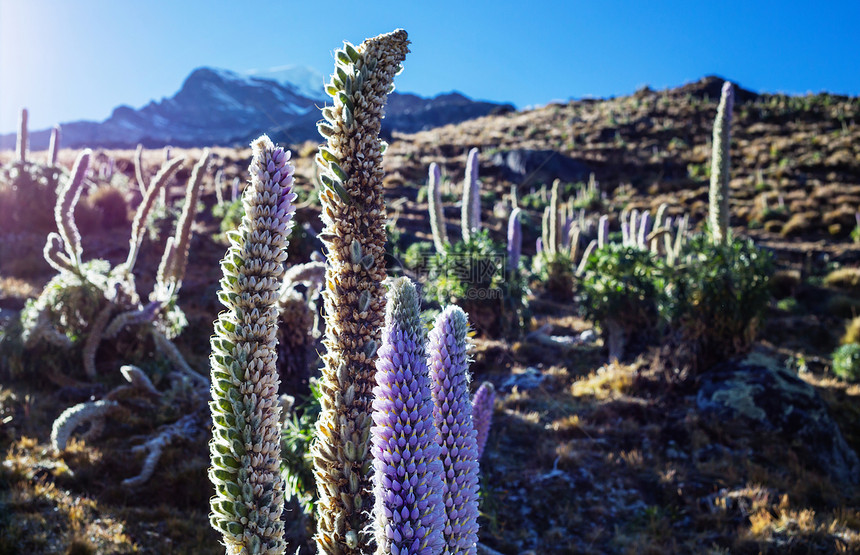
xmin=471 ymin=382 xmax=495 ymax=459
xmin=428 ymin=306 xmax=480 ymax=552
xmin=371 ymin=277 xmax=445 ymax=555
xmin=536 ymin=237 xmax=543 ymax=255
xmin=507 ymin=207 xmax=522 ymax=272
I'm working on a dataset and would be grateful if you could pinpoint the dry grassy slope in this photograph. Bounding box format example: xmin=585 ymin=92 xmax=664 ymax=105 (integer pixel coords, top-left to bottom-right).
xmin=382 ymin=75 xmax=860 ymax=261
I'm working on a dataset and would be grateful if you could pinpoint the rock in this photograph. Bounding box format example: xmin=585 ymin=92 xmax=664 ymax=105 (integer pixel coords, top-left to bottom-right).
xmin=501 ymin=366 xmax=545 ymax=391
xmin=579 ymin=329 xmax=597 ymax=343
xmin=488 ymin=149 xmax=592 ymax=187
xmin=696 ymin=352 xmax=860 ymax=484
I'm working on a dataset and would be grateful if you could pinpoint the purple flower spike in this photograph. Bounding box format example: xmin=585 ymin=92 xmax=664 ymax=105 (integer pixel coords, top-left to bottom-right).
xmin=507 ymin=207 xmax=522 ymax=272
xmin=428 ymin=306 xmax=480 ymax=553
xmin=472 ymin=381 xmax=496 ymax=459
xmin=371 ymin=277 xmax=445 ymax=555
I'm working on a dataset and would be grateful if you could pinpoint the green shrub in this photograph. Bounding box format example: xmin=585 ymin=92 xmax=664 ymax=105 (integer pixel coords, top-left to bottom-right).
xmin=425 ymin=230 xmax=528 ymax=337
xmin=532 ymin=251 xmax=574 ymax=299
xmin=832 ymin=343 xmax=860 ymax=382
xmin=577 ymin=242 xmax=662 ymax=360
xmin=213 ymin=197 xmax=244 ymax=236
xmin=401 ymin=240 xmax=435 ymax=272
xmin=657 ymin=234 xmax=773 ymax=374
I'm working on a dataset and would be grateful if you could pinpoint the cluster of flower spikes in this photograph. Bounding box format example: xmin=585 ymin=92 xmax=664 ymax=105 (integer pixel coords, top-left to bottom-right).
xmin=371 ymin=277 xmax=481 ymax=555
xmin=208 ymin=134 xmax=297 ymax=555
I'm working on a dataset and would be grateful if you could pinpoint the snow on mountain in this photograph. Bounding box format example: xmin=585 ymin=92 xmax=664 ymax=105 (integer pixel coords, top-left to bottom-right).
xmin=243 ymin=65 xmax=327 ymax=101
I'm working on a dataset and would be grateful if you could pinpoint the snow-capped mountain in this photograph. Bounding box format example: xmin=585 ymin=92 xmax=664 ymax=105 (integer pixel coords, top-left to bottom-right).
xmin=0 ymin=65 xmax=513 ymax=149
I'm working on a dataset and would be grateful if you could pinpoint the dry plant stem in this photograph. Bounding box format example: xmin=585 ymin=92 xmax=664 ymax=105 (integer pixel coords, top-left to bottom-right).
xmin=134 ymin=144 xmax=147 ymax=195
xmin=55 ymin=149 xmax=92 ymax=270
xmin=166 ymin=149 xmax=210 ymax=287
xmin=82 ymin=303 xmax=115 ymax=378
xmin=311 ymin=29 xmax=409 ymax=555
xmin=152 ymin=329 xmax=207 ymax=385
xmin=125 ymin=156 xmax=186 ymax=272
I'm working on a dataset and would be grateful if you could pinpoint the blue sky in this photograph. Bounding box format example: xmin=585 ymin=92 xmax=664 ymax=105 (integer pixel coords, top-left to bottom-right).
xmin=1 ymin=0 xmax=859 ymax=134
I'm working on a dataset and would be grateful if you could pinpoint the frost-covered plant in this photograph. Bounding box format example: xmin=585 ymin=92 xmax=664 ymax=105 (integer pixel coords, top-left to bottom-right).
xmin=208 ymin=135 xmax=297 ymax=554
xmin=311 ymin=29 xmax=410 ymax=555
xmin=51 ymin=399 xmax=118 ymax=451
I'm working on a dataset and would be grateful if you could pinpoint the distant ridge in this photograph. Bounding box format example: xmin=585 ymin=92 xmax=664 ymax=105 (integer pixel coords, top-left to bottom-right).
xmin=0 ymin=65 xmax=514 ymax=150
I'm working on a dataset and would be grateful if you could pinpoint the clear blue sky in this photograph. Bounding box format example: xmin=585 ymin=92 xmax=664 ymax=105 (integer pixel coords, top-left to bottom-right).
xmin=1 ymin=0 xmax=859 ymax=134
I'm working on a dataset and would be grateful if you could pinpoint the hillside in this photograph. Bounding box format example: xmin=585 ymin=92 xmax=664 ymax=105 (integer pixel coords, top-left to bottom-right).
xmin=2 ymin=75 xmax=860 ymax=554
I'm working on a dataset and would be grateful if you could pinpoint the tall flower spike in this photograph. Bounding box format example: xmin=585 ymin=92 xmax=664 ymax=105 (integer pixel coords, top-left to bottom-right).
xmin=461 ymin=148 xmax=481 ymax=242
xmin=507 ymin=207 xmax=522 ymax=272
xmin=429 ymin=162 xmax=448 ymax=252
xmin=48 ymin=125 xmax=60 ymax=166
xmin=16 ymin=108 xmax=28 ymax=162
xmin=53 ymin=149 xmax=91 ymax=272
xmin=208 ymin=135 xmax=297 ymax=555
xmin=709 ymin=81 xmax=734 ymax=245
xmin=371 ymin=277 xmax=444 ymax=555
xmin=597 ymin=215 xmax=609 ymax=249
xmin=549 ymin=179 xmax=561 ymax=253
xmin=311 ymin=29 xmax=410 ymax=555
xmin=471 ymin=382 xmax=496 ymax=459
xmin=428 ymin=306 xmax=480 ymax=553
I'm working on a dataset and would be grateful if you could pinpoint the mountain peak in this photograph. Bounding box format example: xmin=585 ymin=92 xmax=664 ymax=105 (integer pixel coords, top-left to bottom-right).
xmin=242 ymin=65 xmax=326 ymax=100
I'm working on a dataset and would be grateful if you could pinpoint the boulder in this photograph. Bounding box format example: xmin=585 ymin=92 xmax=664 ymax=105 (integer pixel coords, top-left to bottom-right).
xmin=697 ymin=352 xmax=859 ymax=484
xmin=488 ymin=149 xmax=592 ymax=187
